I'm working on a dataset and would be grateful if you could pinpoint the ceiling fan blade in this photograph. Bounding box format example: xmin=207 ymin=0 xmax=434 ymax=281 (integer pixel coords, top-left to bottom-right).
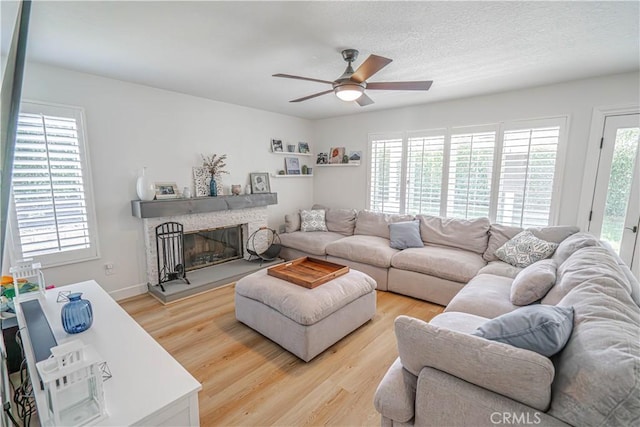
xmin=350 ymin=55 xmax=392 ymax=83
xmin=290 ymin=89 xmax=334 ymax=103
xmin=366 ymin=81 xmax=433 ymax=91
xmin=273 ymin=73 xmax=334 ymax=85
xmin=356 ymin=93 xmax=374 ymax=107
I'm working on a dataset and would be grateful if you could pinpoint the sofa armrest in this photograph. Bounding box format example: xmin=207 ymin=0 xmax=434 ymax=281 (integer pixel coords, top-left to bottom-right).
xmin=374 ymin=358 xmax=416 ymax=423
xmin=394 ymin=315 xmax=555 ymax=411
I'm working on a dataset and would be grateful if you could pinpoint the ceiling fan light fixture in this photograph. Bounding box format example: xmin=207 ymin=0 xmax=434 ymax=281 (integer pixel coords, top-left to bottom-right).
xmin=334 ymin=84 xmax=364 ymax=102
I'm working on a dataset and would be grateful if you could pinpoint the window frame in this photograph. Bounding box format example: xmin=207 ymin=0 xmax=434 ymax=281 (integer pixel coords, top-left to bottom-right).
xmin=9 ymin=100 xmax=100 ymax=268
xmin=366 ymin=116 xmax=568 ymax=226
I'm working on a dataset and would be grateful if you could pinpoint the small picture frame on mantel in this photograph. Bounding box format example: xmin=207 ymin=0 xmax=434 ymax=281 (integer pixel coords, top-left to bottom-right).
xmin=154 ymin=182 xmax=179 ymax=199
xmin=250 ymin=173 xmax=271 ymax=194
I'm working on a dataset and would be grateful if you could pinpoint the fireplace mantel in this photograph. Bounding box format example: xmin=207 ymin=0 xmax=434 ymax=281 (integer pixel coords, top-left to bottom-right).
xmin=131 ymin=193 xmax=277 ymax=219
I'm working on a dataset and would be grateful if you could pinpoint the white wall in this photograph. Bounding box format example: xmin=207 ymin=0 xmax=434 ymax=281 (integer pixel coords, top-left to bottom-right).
xmin=312 ymin=72 xmax=640 ymax=226
xmin=20 ymin=62 xmax=314 ymax=299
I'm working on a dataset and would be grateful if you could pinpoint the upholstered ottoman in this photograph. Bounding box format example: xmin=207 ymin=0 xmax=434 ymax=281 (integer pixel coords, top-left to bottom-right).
xmin=235 ymin=268 xmax=377 ymax=362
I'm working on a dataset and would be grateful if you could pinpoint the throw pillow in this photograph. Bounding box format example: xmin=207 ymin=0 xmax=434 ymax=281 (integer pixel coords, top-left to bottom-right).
xmin=510 ymin=259 xmax=557 ymax=306
xmin=472 ymin=305 xmax=574 ymax=357
xmin=495 ymin=230 xmax=558 ymax=268
xmin=284 ymin=212 xmax=301 ymax=233
xmin=389 ymin=220 xmax=424 ymax=250
xmin=300 ymin=209 xmax=327 ymax=232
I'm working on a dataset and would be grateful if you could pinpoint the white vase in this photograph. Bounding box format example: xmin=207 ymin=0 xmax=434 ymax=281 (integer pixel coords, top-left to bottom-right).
xmin=136 ymin=167 xmax=155 ymax=201
xmin=245 ymin=184 xmax=252 ymax=195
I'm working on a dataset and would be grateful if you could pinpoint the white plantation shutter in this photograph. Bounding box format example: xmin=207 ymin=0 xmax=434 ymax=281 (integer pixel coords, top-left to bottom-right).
xmin=446 ymin=129 xmax=496 ymax=219
xmin=369 ymin=134 xmax=404 ymax=214
xmin=406 ymin=132 xmax=445 ymax=215
xmin=11 ymin=103 xmax=98 ymax=265
xmin=497 ymin=120 xmax=563 ymax=227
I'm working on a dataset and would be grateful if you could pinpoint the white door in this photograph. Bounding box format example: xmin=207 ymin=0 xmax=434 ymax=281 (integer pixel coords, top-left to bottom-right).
xmin=588 ymin=113 xmax=640 ymax=277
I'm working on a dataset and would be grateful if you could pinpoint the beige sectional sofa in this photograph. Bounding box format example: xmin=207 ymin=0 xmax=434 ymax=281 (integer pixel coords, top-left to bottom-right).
xmin=279 ymin=207 xmax=577 ymax=305
xmin=374 ymin=232 xmax=640 ymax=426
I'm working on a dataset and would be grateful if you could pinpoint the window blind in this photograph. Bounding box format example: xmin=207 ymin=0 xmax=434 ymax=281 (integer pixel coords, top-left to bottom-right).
xmin=12 ymin=111 xmax=91 ymax=258
xmin=406 ymin=133 xmax=445 ymax=216
xmin=496 ymin=126 xmax=560 ymax=227
xmin=446 ymin=131 xmax=496 ymax=219
xmin=370 ymin=135 xmax=403 ymax=214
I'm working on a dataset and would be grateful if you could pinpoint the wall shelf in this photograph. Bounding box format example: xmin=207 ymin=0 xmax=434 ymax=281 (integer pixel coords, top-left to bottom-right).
xmin=271 ymin=174 xmax=313 ymax=178
xmin=270 ymin=151 xmax=312 ymax=156
xmin=315 ymin=163 xmax=360 ymax=167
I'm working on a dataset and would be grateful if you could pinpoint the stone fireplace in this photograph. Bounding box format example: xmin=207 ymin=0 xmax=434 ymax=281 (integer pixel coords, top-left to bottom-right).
xmin=141 ymin=207 xmax=268 ymax=285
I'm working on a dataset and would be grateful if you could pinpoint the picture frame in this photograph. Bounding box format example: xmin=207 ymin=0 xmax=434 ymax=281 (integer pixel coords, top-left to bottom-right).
xmin=271 ymin=139 xmax=283 ymax=152
xmin=154 ymin=182 xmax=179 ymax=199
xmin=250 ymin=173 xmax=271 ymax=194
xmin=298 ymin=142 xmax=310 ymax=153
xmin=316 ymin=152 xmax=328 ymax=164
xmin=192 ymin=167 xmax=209 ymax=197
xmin=348 ymin=151 xmax=362 ymax=165
xmin=285 ymin=157 xmax=301 ymax=175
xmin=329 ymin=147 xmax=346 ymax=164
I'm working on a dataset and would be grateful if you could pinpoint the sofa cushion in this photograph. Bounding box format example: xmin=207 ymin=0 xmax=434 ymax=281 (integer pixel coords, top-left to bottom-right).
xmin=483 ymin=224 xmax=523 ymax=262
xmin=389 ymin=220 xmax=424 ymax=250
xmin=300 ymin=209 xmax=328 ymax=232
xmin=445 ymin=274 xmax=520 ymax=319
xmin=354 ymin=210 xmax=413 ymax=239
xmin=495 ymin=230 xmax=558 ymax=268
xmin=542 ymin=246 xmax=632 ymax=305
xmin=325 ymin=208 xmax=358 ymax=236
xmin=395 ymin=315 xmax=556 ymax=411
xmin=477 ymin=261 xmax=523 ymax=279
xmin=472 ymin=305 xmax=574 ymax=357
xmin=417 ymin=215 xmax=490 ymax=254
xmin=527 ymin=225 xmax=580 ymax=244
xmin=391 ymin=245 xmax=486 ymax=283
xmin=552 ymin=232 xmax=601 ymax=266
xmin=510 ymin=259 xmax=557 ymax=306
xmin=325 ymin=235 xmax=399 ymax=268
xmin=548 ymin=249 xmax=640 ymax=426
xmin=284 ymin=212 xmax=301 ymax=233
xmin=279 ymin=231 xmax=345 ymax=256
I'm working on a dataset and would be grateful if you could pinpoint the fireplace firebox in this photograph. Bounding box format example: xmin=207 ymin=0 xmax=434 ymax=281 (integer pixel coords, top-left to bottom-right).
xmin=183 ymin=224 xmax=244 ymax=271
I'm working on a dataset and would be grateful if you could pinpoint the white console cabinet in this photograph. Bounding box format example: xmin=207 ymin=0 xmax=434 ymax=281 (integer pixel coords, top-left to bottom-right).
xmin=16 ymin=280 xmax=201 ymax=426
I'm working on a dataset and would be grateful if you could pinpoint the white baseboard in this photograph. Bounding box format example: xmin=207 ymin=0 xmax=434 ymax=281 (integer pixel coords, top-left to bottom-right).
xmin=109 ymin=282 xmax=148 ymax=301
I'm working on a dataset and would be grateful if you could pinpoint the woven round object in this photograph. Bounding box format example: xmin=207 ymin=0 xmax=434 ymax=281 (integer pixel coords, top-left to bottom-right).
xmin=246 ymin=227 xmax=281 ymax=261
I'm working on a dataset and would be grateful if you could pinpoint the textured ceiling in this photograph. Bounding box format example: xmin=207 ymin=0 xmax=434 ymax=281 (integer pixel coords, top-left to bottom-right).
xmin=3 ymin=1 xmax=639 ymax=120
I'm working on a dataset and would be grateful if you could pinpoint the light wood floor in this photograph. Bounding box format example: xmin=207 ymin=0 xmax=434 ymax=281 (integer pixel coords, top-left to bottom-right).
xmin=120 ymin=285 xmax=444 ymax=426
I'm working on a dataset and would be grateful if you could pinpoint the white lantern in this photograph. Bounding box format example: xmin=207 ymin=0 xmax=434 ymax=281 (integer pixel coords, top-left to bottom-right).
xmin=36 ymin=340 xmax=107 ymax=426
xmin=9 ymin=259 xmax=46 ymax=301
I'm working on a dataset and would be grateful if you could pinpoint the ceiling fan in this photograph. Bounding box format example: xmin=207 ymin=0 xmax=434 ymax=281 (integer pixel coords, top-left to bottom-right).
xmin=273 ymin=49 xmax=433 ymax=106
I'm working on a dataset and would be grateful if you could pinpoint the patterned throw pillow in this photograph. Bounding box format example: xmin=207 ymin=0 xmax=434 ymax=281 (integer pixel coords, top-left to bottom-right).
xmin=495 ymin=230 xmax=558 ymax=268
xmin=300 ymin=209 xmax=328 ymax=232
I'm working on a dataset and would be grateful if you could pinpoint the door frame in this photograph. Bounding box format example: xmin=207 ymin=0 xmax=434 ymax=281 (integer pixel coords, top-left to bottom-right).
xmin=577 ymin=104 xmax=639 ymax=232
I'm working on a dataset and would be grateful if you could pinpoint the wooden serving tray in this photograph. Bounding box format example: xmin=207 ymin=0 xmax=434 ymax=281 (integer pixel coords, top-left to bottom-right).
xmin=267 ymin=257 xmax=349 ymax=289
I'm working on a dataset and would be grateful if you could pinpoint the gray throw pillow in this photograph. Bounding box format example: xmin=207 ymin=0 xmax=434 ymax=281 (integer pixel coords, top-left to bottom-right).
xmin=510 ymin=259 xmax=557 ymax=306
xmin=389 ymin=220 xmax=424 ymax=250
xmin=472 ymin=305 xmax=574 ymax=357
xmin=300 ymin=209 xmax=327 ymax=232
xmin=495 ymin=230 xmax=558 ymax=268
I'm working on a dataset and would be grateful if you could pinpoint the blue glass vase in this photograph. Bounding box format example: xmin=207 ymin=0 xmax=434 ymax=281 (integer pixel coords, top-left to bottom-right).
xmin=209 ymin=176 xmax=217 ymax=197
xmin=61 ymin=292 xmax=93 ymax=334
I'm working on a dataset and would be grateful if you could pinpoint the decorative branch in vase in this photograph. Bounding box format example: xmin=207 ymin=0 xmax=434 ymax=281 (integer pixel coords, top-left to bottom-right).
xmin=201 ymin=154 xmax=229 ymax=197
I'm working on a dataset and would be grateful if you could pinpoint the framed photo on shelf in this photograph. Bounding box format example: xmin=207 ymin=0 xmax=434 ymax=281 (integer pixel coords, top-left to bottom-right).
xmin=348 ymin=151 xmax=362 ymax=165
xmin=329 ymin=147 xmax=346 ymax=164
xmin=250 ymin=172 xmax=271 ymax=194
xmin=154 ymin=182 xmax=179 ymax=199
xmin=285 ymin=157 xmax=301 ymax=175
xmin=271 ymin=139 xmax=283 ymax=152
xmin=316 ymin=152 xmax=328 ymax=164
xmin=298 ymin=142 xmax=310 ymax=153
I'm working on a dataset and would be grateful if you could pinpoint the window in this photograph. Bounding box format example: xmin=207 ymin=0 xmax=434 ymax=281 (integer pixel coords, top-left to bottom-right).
xmin=368 ymin=118 xmax=565 ymax=227
xmin=10 ymin=102 xmax=98 ymax=267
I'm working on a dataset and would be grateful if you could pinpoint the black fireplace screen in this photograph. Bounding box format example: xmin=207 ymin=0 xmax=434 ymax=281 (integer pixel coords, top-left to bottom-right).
xmin=155 ymin=222 xmax=189 ymax=291
xmin=183 ymin=225 xmax=243 ymax=271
